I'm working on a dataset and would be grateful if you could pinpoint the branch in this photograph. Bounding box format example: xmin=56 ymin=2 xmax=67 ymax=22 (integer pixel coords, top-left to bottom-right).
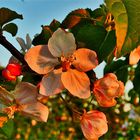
xmin=0 ymin=34 xmax=26 ymax=64
xmin=0 ymin=34 xmax=33 ymax=72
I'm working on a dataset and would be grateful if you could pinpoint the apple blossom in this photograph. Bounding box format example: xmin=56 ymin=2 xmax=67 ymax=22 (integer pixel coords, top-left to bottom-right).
xmin=93 ymin=73 xmax=124 ymax=107
xmin=25 ymin=28 xmax=98 ymax=99
xmin=2 ymin=82 xmax=49 ymax=122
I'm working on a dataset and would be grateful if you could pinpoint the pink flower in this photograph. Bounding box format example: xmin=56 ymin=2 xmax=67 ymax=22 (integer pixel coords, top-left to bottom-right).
xmin=93 ymin=73 xmax=124 ymax=107
xmin=25 ymin=28 xmax=98 ymax=99
xmin=129 ymin=45 xmax=140 ymax=65
xmin=80 ymin=110 xmax=108 ymax=140
xmin=14 ymin=82 xmax=49 ymax=122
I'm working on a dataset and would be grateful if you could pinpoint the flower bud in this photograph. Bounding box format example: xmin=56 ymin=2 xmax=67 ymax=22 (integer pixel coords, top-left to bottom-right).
xmin=6 ymin=63 xmax=21 ymax=76
xmin=93 ymin=73 xmax=124 ymax=107
xmin=80 ymin=110 xmax=108 ymax=140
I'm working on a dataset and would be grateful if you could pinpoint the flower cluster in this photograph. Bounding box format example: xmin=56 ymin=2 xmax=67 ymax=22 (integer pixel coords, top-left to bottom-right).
xmin=1 ymin=28 xmax=124 ymax=140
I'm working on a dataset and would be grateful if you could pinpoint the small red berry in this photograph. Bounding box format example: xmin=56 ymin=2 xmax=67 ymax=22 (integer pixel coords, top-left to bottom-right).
xmin=2 ymin=69 xmax=16 ymax=81
xmin=6 ymin=63 xmax=21 ymax=76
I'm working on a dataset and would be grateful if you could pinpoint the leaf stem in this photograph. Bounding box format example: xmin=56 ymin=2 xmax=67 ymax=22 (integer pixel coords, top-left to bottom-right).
xmin=59 ymin=94 xmax=82 ymax=116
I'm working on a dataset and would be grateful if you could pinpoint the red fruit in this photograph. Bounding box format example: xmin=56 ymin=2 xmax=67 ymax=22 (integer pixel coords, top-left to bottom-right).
xmin=2 ymin=69 xmax=16 ymax=81
xmin=6 ymin=63 xmax=21 ymax=76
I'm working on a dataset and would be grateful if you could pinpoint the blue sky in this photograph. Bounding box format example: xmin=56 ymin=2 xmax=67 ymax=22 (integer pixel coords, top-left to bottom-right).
xmin=0 ymin=0 xmax=104 ymax=65
xmin=0 ymin=0 xmax=105 ymax=77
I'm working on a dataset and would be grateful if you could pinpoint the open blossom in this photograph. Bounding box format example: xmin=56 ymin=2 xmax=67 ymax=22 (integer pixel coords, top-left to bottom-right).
xmin=2 ymin=82 xmax=49 ymax=122
xmin=129 ymin=45 xmax=140 ymax=65
xmin=93 ymin=73 xmax=124 ymax=107
xmin=80 ymin=110 xmax=108 ymax=140
xmin=25 ymin=28 xmax=98 ymax=99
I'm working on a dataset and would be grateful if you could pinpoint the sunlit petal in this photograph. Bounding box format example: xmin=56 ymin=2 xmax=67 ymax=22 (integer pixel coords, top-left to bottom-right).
xmin=0 ymin=86 xmax=13 ymax=106
xmin=129 ymin=45 xmax=140 ymax=65
xmin=21 ymin=102 xmax=49 ymax=122
xmin=48 ymin=28 xmax=76 ymax=57
xmin=61 ymin=69 xmax=90 ymax=99
xmin=14 ymin=82 xmax=37 ymax=105
xmin=40 ymin=68 xmax=64 ymax=96
xmin=80 ymin=110 xmax=108 ymax=140
xmin=73 ymin=48 xmax=98 ymax=72
xmin=25 ymin=45 xmax=59 ymax=74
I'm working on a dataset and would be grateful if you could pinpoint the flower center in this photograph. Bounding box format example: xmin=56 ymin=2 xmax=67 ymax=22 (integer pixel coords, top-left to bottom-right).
xmin=61 ymin=55 xmax=75 ymax=72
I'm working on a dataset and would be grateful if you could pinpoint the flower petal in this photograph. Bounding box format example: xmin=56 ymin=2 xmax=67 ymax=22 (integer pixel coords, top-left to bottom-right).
xmin=73 ymin=48 xmax=98 ymax=72
xmin=0 ymin=86 xmax=13 ymax=106
xmin=21 ymin=102 xmax=49 ymax=122
xmin=39 ymin=69 xmax=64 ymax=96
xmin=129 ymin=45 xmax=140 ymax=65
xmin=61 ymin=69 xmax=90 ymax=99
xmin=80 ymin=110 xmax=108 ymax=140
xmin=48 ymin=28 xmax=76 ymax=57
xmin=25 ymin=45 xmax=59 ymax=74
xmin=14 ymin=82 xmax=37 ymax=105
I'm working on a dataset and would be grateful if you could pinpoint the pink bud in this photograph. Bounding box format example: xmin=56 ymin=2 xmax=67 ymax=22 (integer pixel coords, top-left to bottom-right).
xmin=93 ymin=73 xmax=124 ymax=107
xmin=80 ymin=110 xmax=108 ymax=140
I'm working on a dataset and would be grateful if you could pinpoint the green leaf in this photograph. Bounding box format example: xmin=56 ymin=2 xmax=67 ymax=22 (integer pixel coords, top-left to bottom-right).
xmin=104 ymin=59 xmax=128 ymax=74
xmin=3 ymin=23 xmax=18 ymax=36
xmin=105 ymin=0 xmax=128 ymax=57
xmin=1 ymin=120 xmax=14 ymax=138
xmin=32 ymin=26 xmax=52 ymax=45
xmin=98 ymin=30 xmax=116 ymax=62
xmin=104 ymin=59 xmax=128 ymax=83
xmin=61 ymin=9 xmax=90 ymax=29
xmin=32 ymin=19 xmax=60 ymax=45
xmin=115 ymin=65 xmax=128 ymax=83
xmin=72 ymin=21 xmax=106 ymax=51
xmin=0 ymin=7 xmax=23 ymax=27
xmin=133 ymin=63 xmax=140 ymax=93
xmin=121 ymin=0 xmax=140 ymax=55
xmin=49 ymin=19 xmax=60 ymax=32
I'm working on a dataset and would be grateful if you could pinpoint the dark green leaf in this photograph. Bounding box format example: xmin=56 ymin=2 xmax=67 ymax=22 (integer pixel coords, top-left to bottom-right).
xmin=104 ymin=59 xmax=128 ymax=84
xmin=1 ymin=120 xmax=14 ymax=138
xmin=32 ymin=26 xmax=52 ymax=45
xmin=72 ymin=21 xmax=107 ymax=53
xmin=98 ymin=30 xmax=116 ymax=62
xmin=115 ymin=65 xmax=128 ymax=84
xmin=133 ymin=63 xmax=140 ymax=93
xmin=104 ymin=59 xmax=128 ymax=74
xmin=0 ymin=7 xmax=23 ymax=27
xmin=3 ymin=23 xmax=18 ymax=36
xmin=49 ymin=19 xmax=60 ymax=32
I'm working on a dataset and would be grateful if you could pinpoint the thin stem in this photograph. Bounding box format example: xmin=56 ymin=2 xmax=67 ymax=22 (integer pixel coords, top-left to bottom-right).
xmin=59 ymin=94 xmax=82 ymax=116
